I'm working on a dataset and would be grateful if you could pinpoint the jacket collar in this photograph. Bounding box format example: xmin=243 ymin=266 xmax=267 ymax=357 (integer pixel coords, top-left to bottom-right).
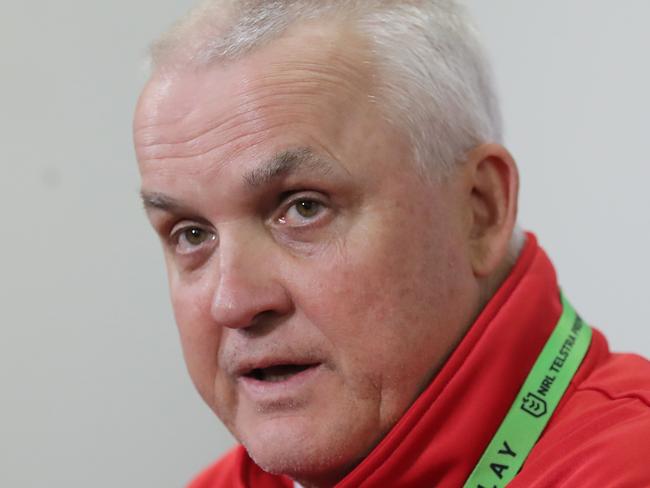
xmin=337 ymin=234 xmax=564 ymax=487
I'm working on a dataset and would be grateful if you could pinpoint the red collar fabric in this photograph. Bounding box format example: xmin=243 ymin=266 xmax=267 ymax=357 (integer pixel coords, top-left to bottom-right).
xmin=336 ymin=233 xmax=564 ymax=487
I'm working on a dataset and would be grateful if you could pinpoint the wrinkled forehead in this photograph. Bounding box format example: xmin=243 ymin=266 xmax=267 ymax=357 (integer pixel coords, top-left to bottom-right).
xmin=133 ymin=21 xmax=374 ymax=148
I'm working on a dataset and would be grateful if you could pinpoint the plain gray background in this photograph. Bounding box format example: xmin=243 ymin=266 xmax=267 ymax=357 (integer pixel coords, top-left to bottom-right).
xmin=1 ymin=1 xmax=648 ymax=486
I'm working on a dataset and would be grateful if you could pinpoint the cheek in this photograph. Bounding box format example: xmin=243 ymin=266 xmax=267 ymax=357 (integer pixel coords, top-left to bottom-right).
xmin=323 ymin=213 xmax=454 ymax=324
xmin=291 ymin=202 xmax=473 ymax=393
xmin=169 ymin=279 xmax=224 ymax=406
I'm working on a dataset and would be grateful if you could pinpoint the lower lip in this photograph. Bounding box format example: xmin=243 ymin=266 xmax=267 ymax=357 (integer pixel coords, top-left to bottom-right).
xmin=238 ymin=364 xmax=324 ymax=402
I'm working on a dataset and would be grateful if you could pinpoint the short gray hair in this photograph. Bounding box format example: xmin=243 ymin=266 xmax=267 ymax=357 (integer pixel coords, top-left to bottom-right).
xmin=150 ymin=0 xmax=502 ymax=175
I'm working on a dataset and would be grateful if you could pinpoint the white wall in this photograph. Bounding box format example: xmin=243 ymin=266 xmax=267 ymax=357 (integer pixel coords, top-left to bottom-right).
xmin=466 ymin=0 xmax=650 ymax=353
xmin=1 ymin=1 xmax=648 ymax=486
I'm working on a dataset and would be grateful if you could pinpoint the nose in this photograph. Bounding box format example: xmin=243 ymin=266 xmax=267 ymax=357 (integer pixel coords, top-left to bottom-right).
xmin=210 ymin=231 xmax=292 ymax=330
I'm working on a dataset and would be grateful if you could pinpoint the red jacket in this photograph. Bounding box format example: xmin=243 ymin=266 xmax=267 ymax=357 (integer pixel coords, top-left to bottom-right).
xmin=189 ymin=235 xmax=650 ymax=487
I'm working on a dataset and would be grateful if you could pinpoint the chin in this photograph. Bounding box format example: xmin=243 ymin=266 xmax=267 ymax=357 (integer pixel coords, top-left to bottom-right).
xmin=238 ymin=415 xmax=364 ymax=485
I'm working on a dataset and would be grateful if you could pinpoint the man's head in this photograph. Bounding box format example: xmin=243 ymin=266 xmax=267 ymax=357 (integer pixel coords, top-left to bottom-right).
xmin=134 ymin=1 xmax=519 ymax=486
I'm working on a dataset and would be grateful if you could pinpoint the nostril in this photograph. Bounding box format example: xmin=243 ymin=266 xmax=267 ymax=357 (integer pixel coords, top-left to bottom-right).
xmin=210 ymin=269 xmax=294 ymax=331
xmin=252 ymin=310 xmax=277 ymax=323
xmin=240 ymin=311 xmax=286 ymax=337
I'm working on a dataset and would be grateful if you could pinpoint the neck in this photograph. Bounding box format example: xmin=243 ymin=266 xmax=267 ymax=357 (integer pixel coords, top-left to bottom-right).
xmin=478 ymin=230 xmax=525 ymax=311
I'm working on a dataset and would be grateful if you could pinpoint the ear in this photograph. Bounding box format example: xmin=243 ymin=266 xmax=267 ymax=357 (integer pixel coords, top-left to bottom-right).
xmin=462 ymin=143 xmax=519 ymax=278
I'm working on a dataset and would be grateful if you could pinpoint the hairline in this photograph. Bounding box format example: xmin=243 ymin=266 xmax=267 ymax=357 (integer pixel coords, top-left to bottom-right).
xmin=148 ymin=2 xmax=502 ymax=175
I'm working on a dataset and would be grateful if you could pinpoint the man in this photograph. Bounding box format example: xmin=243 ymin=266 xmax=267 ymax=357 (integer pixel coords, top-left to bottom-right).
xmin=133 ymin=1 xmax=650 ymax=486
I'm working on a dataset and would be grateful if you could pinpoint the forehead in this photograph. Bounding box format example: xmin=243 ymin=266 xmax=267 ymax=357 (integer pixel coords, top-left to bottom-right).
xmin=134 ymin=22 xmax=375 ymax=165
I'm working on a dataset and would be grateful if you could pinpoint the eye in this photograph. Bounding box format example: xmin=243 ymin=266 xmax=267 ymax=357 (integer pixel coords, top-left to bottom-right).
xmin=279 ymin=197 xmax=327 ymax=226
xmin=171 ymin=225 xmax=217 ymax=255
xmin=294 ymin=200 xmax=321 ymax=218
xmin=183 ymin=228 xmax=210 ymax=246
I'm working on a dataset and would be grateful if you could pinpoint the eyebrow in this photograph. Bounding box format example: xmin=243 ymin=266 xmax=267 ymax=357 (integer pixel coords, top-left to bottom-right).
xmin=243 ymin=147 xmax=336 ymax=188
xmin=140 ymin=192 xmax=189 ymax=213
xmin=141 ymin=147 xmax=341 ymax=213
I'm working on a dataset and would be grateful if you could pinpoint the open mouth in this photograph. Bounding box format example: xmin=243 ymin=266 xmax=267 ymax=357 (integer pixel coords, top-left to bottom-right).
xmin=244 ymin=364 xmax=318 ymax=383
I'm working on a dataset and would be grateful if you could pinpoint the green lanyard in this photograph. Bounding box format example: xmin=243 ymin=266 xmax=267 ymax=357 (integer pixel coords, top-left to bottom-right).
xmin=463 ymin=293 xmax=592 ymax=488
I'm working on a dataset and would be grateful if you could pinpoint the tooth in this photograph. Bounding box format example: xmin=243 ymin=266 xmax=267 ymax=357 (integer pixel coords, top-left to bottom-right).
xmin=248 ymin=364 xmax=314 ymax=382
xmin=265 ymin=372 xmax=292 ymax=382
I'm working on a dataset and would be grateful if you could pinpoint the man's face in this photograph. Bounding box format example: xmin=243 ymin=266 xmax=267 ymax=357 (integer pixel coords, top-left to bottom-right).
xmin=135 ymin=25 xmax=480 ymax=485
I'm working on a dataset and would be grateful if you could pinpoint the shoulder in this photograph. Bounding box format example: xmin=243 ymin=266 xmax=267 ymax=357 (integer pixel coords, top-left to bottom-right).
xmin=577 ymin=350 xmax=650 ymax=404
xmin=514 ymin=348 xmax=650 ymax=486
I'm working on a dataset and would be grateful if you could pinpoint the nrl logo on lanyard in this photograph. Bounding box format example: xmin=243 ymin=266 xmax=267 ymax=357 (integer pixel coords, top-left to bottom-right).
xmin=463 ymin=293 xmax=593 ymax=488
xmin=521 ymin=392 xmax=548 ymax=418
